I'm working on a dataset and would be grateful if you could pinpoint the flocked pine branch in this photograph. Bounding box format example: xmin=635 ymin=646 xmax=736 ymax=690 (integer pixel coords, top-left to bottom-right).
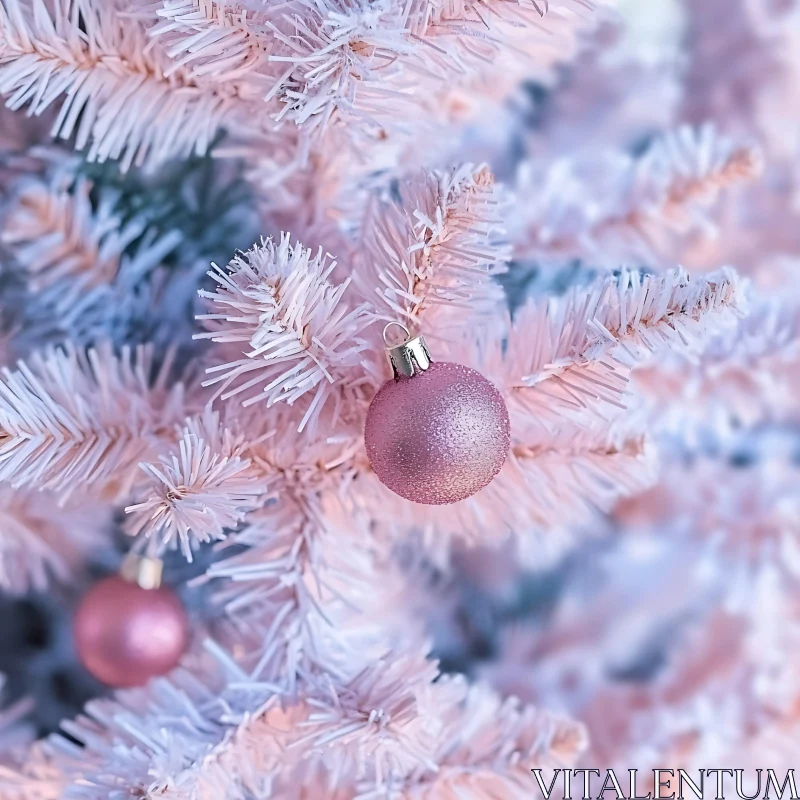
xmin=354 ymin=423 xmax=654 ymax=563
xmin=233 ymin=0 xmax=599 ymax=139
xmin=125 ymin=409 xmax=267 ymax=559
xmin=122 ymin=389 xmax=364 ymax=695
xmin=3 ymin=176 xmax=135 ymax=298
xmin=191 ymin=258 xmax=744 ymax=557
xmin=614 ymin=430 xmax=800 ymax=602
xmin=269 ymin=667 xmax=585 ymax=799
xmin=2 ymin=530 xmax=414 ymax=795
xmin=392 ymin=682 xmax=585 ymax=799
xmin=204 ymin=502 xmax=328 ymax=673
xmin=232 ymin=123 xmax=371 ymax=268
xmin=1 ymin=172 xmax=182 ymax=338
xmin=250 ymin=0 xmax=427 ymax=137
xmin=196 ymin=233 xmax=374 ymax=432
xmin=144 ymin=0 xmax=269 ymax=83
xmin=0 ymin=0 xmax=603 ymax=180
xmin=197 ymin=0 xmax=604 ymax=195
xmin=499 ymin=265 xmax=746 ymax=438
xmin=355 ymin=164 xmax=510 ymax=336
xmin=127 ymin=380 xmax=364 ymax=627
xmin=350 ymin=266 xmax=744 ymax=551
xmin=18 ymin=635 xmax=585 ymax=798
xmin=184 ymin=260 xmax=742 ymax=566
xmin=633 ymin=294 xmax=800 ymax=439
xmin=0 ymin=0 xmax=252 ymax=170
xmin=0 ymin=343 xmax=191 ymax=499
xmin=0 ymin=486 xmax=111 ymax=593
xmin=511 ymin=125 xmax=762 ymax=266
xmin=199 ymin=408 xmax=366 ymax=676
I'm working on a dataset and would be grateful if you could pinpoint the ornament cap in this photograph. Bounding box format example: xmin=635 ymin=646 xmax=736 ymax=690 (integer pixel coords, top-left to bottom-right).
xmin=383 ymin=322 xmax=432 ymax=379
xmin=120 ymin=553 xmax=163 ymax=590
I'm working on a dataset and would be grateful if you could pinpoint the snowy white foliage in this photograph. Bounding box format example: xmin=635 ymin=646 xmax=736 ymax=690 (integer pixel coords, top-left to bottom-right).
xmin=0 ymin=344 xmax=190 ymax=499
xmin=0 ymin=487 xmax=112 ymax=593
xmin=197 ymin=233 xmax=373 ymax=430
xmin=126 ymin=412 xmax=266 ymax=558
xmin=0 ymin=0 xmax=602 ymax=173
xmin=633 ymin=292 xmax=800 ymax=440
xmin=146 ymin=0 xmax=268 ymax=82
xmin=0 ymin=0 xmax=248 ymax=170
xmin=1 ymin=171 xmax=182 ymax=337
xmin=511 ymin=124 xmax=762 ymax=266
xmin=5 ymin=644 xmax=585 ymax=799
xmin=356 ymin=164 xmax=510 ymax=333
xmin=499 ymin=265 xmax=745 ymax=434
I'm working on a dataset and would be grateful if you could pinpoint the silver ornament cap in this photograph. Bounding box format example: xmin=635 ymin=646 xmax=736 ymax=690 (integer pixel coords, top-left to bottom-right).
xmin=383 ymin=322 xmax=431 ymax=379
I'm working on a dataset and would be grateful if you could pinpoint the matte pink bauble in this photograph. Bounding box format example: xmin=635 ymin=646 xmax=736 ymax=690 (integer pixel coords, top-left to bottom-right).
xmin=74 ymin=575 xmax=189 ymax=687
xmin=365 ymin=360 xmax=511 ymax=505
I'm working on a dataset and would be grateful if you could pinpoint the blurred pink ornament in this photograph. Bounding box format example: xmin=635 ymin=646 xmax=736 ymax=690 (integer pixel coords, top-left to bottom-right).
xmin=365 ymin=327 xmax=510 ymax=505
xmin=74 ymin=565 xmax=189 ymax=688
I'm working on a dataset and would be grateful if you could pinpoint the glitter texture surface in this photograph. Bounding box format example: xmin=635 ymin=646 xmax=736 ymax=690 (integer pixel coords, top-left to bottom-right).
xmin=365 ymin=361 xmax=511 ymax=505
xmin=74 ymin=576 xmax=189 ymax=687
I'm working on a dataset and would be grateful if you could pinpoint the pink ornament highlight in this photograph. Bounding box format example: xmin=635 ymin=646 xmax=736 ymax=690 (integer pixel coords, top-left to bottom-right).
xmin=74 ymin=574 xmax=189 ymax=688
xmin=365 ymin=358 xmax=511 ymax=505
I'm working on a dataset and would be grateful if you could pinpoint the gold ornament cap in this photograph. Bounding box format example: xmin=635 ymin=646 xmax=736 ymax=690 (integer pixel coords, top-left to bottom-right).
xmin=383 ymin=322 xmax=432 ymax=379
xmin=120 ymin=553 xmax=164 ymax=590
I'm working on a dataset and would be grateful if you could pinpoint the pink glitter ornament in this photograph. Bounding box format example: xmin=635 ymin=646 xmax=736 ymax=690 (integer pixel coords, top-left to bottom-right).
xmin=365 ymin=324 xmax=510 ymax=505
xmin=74 ymin=556 xmax=189 ymax=688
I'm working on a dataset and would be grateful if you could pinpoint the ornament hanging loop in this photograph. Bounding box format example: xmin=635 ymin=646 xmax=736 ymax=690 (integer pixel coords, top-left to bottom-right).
xmin=383 ymin=321 xmax=432 ymax=379
xmin=382 ymin=321 xmax=410 ymax=346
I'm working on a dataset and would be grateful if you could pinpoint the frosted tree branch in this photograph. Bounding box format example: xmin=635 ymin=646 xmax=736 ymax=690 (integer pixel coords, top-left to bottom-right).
xmin=499 ymin=265 xmax=746 ymax=436
xmin=0 ymin=487 xmax=111 ymax=593
xmin=1 ymin=172 xmax=182 ymax=335
xmin=355 ymin=164 xmax=510 ymax=335
xmin=126 ymin=410 xmax=268 ymax=559
xmin=634 ymin=294 xmax=800 ymax=439
xmin=511 ymin=125 xmax=762 ymax=266
xmin=0 ymin=0 xmax=251 ymax=169
xmin=23 ymin=638 xmax=585 ymax=798
xmin=196 ymin=233 xmax=374 ymax=432
xmin=144 ymin=0 xmax=269 ymax=83
xmin=0 ymin=344 xmax=190 ymax=499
